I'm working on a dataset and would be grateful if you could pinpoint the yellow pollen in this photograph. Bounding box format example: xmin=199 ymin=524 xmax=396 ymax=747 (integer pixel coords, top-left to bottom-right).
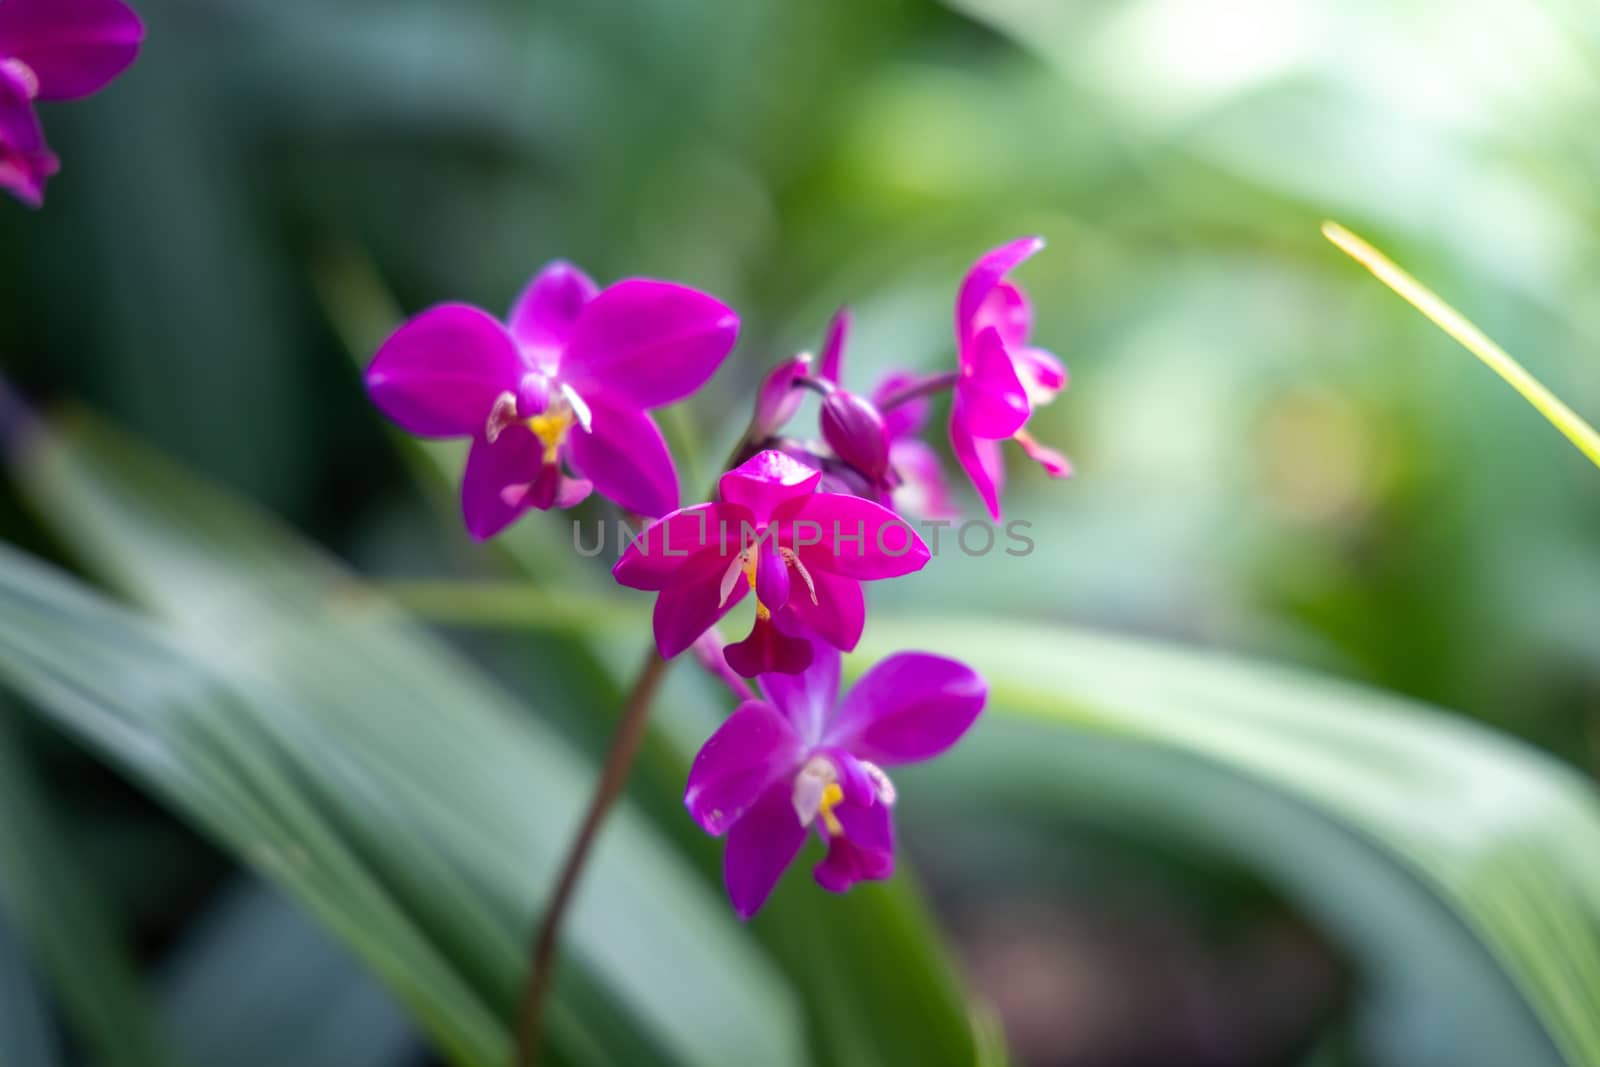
xmin=744 ymin=555 xmax=771 ymax=620
xmin=818 ymin=782 xmax=845 ymax=836
xmin=526 ymin=410 xmax=574 ymax=463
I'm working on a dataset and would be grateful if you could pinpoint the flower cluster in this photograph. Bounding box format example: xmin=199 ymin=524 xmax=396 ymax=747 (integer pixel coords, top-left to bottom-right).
xmin=0 ymin=0 xmax=144 ymax=207
xmin=364 ymin=238 xmax=1068 ymax=914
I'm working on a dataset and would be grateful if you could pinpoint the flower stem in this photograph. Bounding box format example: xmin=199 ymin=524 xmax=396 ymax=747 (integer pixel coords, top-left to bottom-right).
xmin=512 ymin=646 xmax=671 ymax=1066
xmin=875 ymin=371 xmax=958 ymax=413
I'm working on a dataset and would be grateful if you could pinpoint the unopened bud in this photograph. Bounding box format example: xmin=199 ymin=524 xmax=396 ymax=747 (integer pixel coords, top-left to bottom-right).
xmin=820 ymin=390 xmax=890 ymax=483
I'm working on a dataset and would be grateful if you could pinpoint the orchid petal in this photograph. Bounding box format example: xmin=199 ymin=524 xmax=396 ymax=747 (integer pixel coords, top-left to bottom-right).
xmin=0 ymin=0 xmax=144 ymax=101
xmin=757 ymin=634 xmax=840 ymax=746
xmin=778 ymin=570 xmax=864 ymax=652
xmin=817 ymin=306 xmax=850 ymax=384
xmin=826 ymin=652 xmax=987 ymax=765
xmin=956 ymin=235 xmax=1043 ymax=343
xmin=813 ymin=747 xmax=878 ymax=808
xmin=869 ymin=370 xmax=931 ymax=442
xmin=0 ymin=67 xmax=53 ymax=207
xmin=972 ymin=279 xmax=1033 ymax=349
xmin=507 ymin=260 xmax=597 ymax=369
xmin=366 ymin=304 xmax=526 ymax=438
xmin=1017 ymin=431 xmax=1073 ymax=478
xmin=1015 ymin=346 xmax=1068 ymax=407
xmin=461 ymin=431 xmax=542 ymax=541
xmin=560 ymin=280 xmax=738 ymax=408
xmin=888 ymin=439 xmax=959 ymax=521
xmin=499 ymin=465 xmax=592 ymax=513
xmin=957 ymin=326 xmax=1029 ymax=439
xmin=723 ymin=781 xmax=808 ymax=919
xmin=719 ymin=450 xmax=821 ymax=526
xmin=724 ymin=616 xmax=813 ymax=678
xmin=813 ymin=801 xmax=895 ymax=893
xmin=685 ymin=700 xmax=803 ymax=837
xmin=612 ymin=502 xmax=744 ymax=591
xmin=785 ymin=493 xmax=930 ymax=580
xmin=653 ymin=573 xmax=748 ymax=659
xmin=566 ymin=399 xmax=679 ymax=518
xmin=950 ymin=411 xmax=1006 ymax=521
xmin=751 ymin=353 xmax=811 ymax=438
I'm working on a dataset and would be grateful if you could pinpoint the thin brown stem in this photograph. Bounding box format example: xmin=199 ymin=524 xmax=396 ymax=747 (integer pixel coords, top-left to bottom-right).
xmin=512 ymin=422 xmax=763 ymax=1066
xmin=512 ymin=646 xmax=671 ymax=1066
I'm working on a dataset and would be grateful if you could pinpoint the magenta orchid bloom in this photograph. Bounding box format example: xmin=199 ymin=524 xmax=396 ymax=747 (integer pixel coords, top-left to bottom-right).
xmin=613 ymin=449 xmax=931 ymax=677
xmin=816 ymin=307 xmax=959 ymax=520
xmin=685 ymin=635 xmax=986 ymax=918
xmin=950 ymin=237 xmax=1071 ymax=520
xmin=0 ymin=0 xmax=144 ymax=207
xmin=366 ymin=261 xmax=739 ymax=538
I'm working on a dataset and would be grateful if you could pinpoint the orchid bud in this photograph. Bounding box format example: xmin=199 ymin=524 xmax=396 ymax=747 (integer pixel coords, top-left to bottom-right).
xmin=820 ymin=390 xmax=890 ymax=483
xmin=750 ymin=353 xmax=812 ymax=439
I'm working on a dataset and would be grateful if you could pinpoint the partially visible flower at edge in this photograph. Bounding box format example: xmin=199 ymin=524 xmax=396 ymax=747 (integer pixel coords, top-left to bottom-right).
xmin=816 ymin=307 xmax=959 ymax=520
xmin=950 ymin=237 xmax=1072 ymax=521
xmin=0 ymin=0 xmax=145 ymax=207
xmin=749 ymin=351 xmax=812 ymax=442
xmin=685 ymin=633 xmax=987 ymax=917
xmin=366 ymin=261 xmax=739 ymax=539
xmin=612 ymin=449 xmax=930 ymax=677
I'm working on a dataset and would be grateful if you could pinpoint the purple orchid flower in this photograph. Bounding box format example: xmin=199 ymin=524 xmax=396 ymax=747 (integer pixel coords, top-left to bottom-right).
xmin=685 ymin=635 xmax=986 ymax=918
xmin=816 ymin=307 xmax=959 ymax=520
xmin=366 ymin=261 xmax=739 ymax=538
xmin=0 ymin=0 xmax=144 ymax=207
xmin=950 ymin=237 xmax=1072 ymax=521
xmin=612 ymin=449 xmax=931 ymax=677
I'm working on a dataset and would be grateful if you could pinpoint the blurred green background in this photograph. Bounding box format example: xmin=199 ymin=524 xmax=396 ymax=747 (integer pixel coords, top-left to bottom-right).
xmin=1 ymin=1 xmax=1598 ymax=1065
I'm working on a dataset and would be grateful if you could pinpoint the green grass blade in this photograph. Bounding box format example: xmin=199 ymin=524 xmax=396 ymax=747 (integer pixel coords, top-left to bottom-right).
xmin=1323 ymin=221 xmax=1600 ymax=470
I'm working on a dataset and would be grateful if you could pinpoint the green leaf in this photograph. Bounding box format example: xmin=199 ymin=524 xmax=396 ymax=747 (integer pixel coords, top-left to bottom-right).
xmin=161 ymin=879 xmax=417 ymax=1067
xmin=0 ymin=914 xmax=62 ymax=1067
xmin=862 ymin=619 xmax=1600 ymax=1067
xmin=0 ymin=418 xmax=805 ymax=1067
xmin=0 ymin=707 xmax=174 ymax=1067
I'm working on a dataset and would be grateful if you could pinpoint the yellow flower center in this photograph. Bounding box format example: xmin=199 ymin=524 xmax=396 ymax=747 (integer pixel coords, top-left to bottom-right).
xmin=526 ymin=408 xmax=574 ymax=463
xmin=742 ymin=554 xmax=771 ymax=620
xmin=817 ymin=782 xmax=845 ymax=836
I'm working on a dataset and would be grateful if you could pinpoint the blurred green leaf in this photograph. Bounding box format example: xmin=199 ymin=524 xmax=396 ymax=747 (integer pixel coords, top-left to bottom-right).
xmin=0 ymin=418 xmax=805 ymax=1067
xmin=0 ymin=915 xmax=61 ymax=1067
xmin=865 ymin=619 xmax=1600 ymax=1067
xmin=0 ymin=413 xmax=985 ymax=1067
xmin=162 ymin=879 xmax=416 ymax=1067
xmin=0 ymin=707 xmax=173 ymax=1067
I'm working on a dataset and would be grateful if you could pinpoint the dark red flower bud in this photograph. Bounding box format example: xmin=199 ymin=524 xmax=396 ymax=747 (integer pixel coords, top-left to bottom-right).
xmin=820 ymin=390 xmax=890 ymax=483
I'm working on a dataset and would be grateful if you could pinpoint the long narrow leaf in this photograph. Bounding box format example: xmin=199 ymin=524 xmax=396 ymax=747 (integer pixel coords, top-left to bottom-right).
xmin=0 ymin=708 xmax=174 ymax=1067
xmin=0 ymin=419 xmax=805 ymax=1067
xmin=866 ymin=619 xmax=1600 ymax=1067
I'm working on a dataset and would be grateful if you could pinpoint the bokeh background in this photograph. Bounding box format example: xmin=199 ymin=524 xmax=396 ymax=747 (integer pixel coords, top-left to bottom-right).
xmin=1 ymin=1 xmax=1598 ymax=1066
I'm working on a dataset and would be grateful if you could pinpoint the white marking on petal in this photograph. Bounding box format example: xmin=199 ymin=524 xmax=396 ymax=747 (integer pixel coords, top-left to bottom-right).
xmin=485 ymin=391 xmax=520 ymax=443
xmin=560 ymin=383 xmax=593 ymax=433
xmin=861 ymin=761 xmax=897 ymax=806
xmin=791 ymin=756 xmax=838 ymax=826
